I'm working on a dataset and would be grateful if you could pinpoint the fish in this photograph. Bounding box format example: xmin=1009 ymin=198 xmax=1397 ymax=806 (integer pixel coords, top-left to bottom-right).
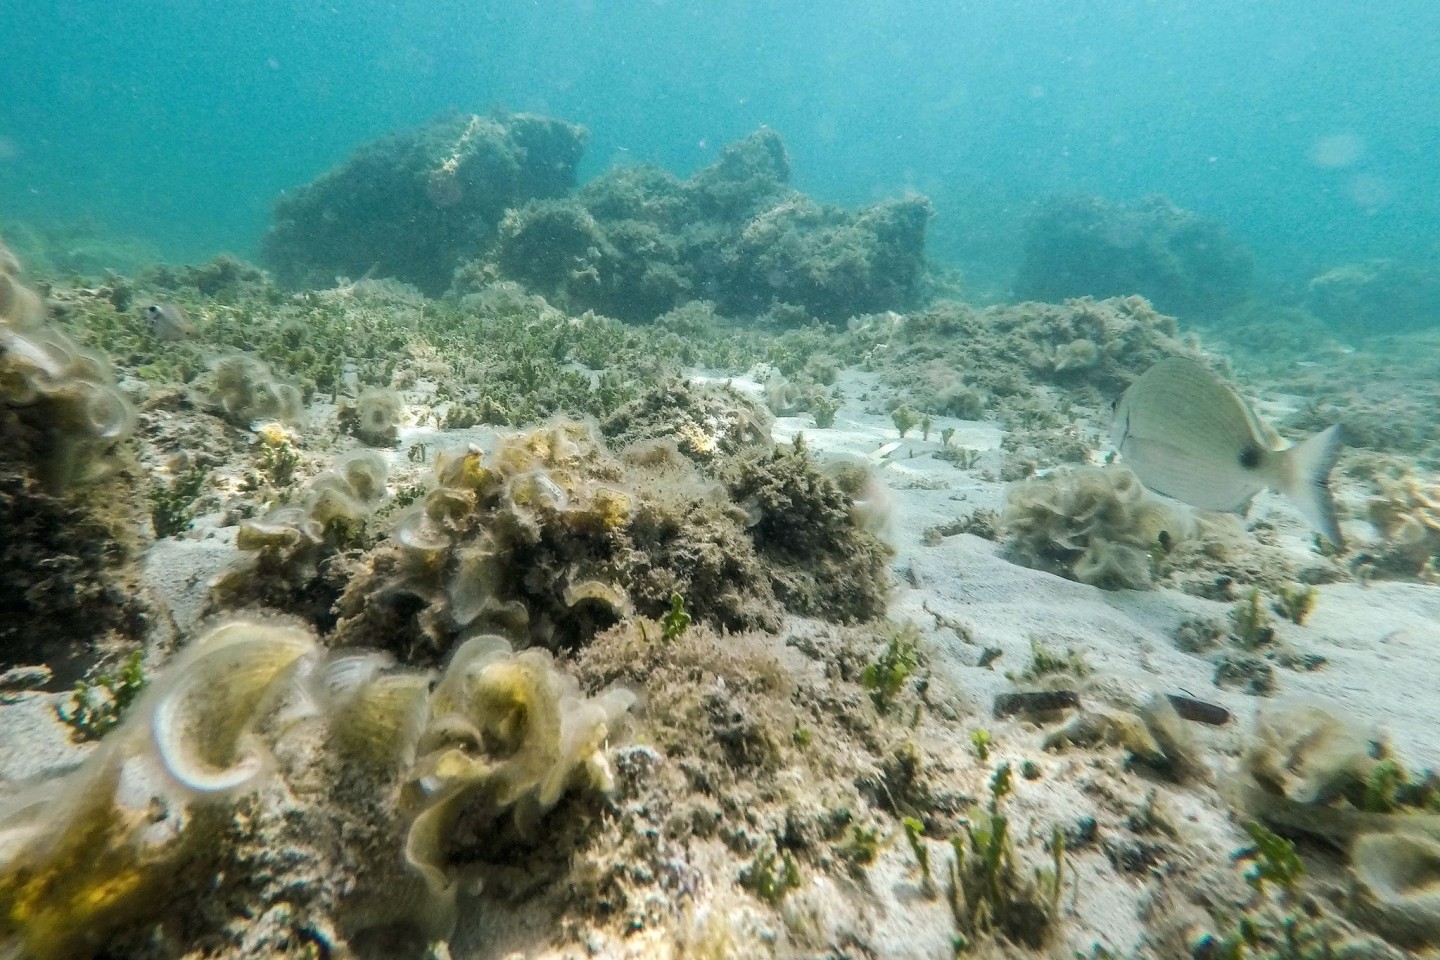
xmin=1110 ymin=356 xmax=1344 ymax=546
xmin=144 ymin=302 xmax=195 ymax=340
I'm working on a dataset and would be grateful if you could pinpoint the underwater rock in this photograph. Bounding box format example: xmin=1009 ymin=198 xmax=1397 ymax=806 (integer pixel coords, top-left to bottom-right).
xmin=601 ymin=377 xmax=773 ymax=465
xmin=263 ymin=111 xmax=589 ymax=295
xmin=455 ymin=128 xmax=931 ymax=325
xmin=1306 ymin=258 xmax=1440 ymax=339
xmin=725 ymin=438 xmax=893 ymax=623
xmin=1014 ymin=193 xmax=1255 ymax=322
xmin=1001 ymin=465 xmax=1189 ymax=590
xmin=337 ymin=418 xmax=889 ymax=660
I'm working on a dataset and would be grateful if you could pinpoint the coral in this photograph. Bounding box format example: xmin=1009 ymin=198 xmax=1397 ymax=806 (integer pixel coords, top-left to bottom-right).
xmin=1305 ymin=258 xmax=1440 ymax=339
xmin=340 ymin=385 xmax=404 ymax=447
xmin=1001 ymin=465 xmax=1189 ymax=589
xmin=1014 ymin=193 xmax=1255 ymax=322
xmin=197 ymin=352 xmax=304 ymax=427
xmin=263 ymin=111 xmax=589 ymax=294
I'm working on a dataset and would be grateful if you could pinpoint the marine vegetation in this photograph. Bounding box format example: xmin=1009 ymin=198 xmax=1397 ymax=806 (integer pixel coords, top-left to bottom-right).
xmin=948 ymin=763 xmax=1064 ymax=952
xmin=0 ymin=251 xmax=135 ymax=492
xmin=211 ymin=449 xmax=389 ymax=625
xmin=861 ymin=622 xmax=923 ymax=716
xmin=54 ymin=649 xmax=147 ymax=741
xmin=333 ymin=419 xmax=890 ymax=661
xmin=1362 ymin=471 xmax=1440 ymax=579
xmin=339 ymin=385 xmax=404 ymax=446
xmin=0 ymin=618 xmax=320 ymax=960
xmin=1230 ymin=701 xmax=1440 ymax=951
xmin=845 ymin=295 xmax=1199 ymax=433
xmin=0 ymin=620 xmax=635 ymax=958
xmin=1193 ymin=821 xmax=1346 ymax=959
xmin=196 ymin=352 xmax=304 ymax=427
xmin=1001 ymin=465 xmax=1188 ymax=589
xmin=0 ymin=241 xmax=148 ymax=683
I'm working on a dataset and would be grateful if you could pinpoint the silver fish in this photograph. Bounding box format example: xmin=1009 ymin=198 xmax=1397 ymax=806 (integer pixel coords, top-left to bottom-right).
xmin=1111 ymin=357 xmax=1344 ymax=546
xmin=145 ymin=303 xmax=195 ymax=341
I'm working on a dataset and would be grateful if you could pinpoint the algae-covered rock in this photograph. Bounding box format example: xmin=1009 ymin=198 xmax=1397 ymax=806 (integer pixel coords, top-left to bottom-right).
xmin=1362 ymin=471 xmax=1440 ymax=579
xmin=337 ymin=417 xmax=889 ymax=660
xmin=1015 ymin=194 xmax=1254 ymax=322
xmin=0 ymin=611 xmax=636 ymax=957
xmin=0 ymin=250 xmax=135 ymax=492
xmin=211 ymin=450 xmax=388 ymax=626
xmin=455 ymin=128 xmax=931 ymax=325
xmin=601 ymin=377 xmax=773 ymax=465
xmin=1306 ymin=258 xmax=1440 ymax=339
xmin=263 ymin=111 xmax=589 ymax=294
xmin=0 ymin=617 xmax=319 ymax=959
xmin=724 ymin=437 xmax=893 ymax=622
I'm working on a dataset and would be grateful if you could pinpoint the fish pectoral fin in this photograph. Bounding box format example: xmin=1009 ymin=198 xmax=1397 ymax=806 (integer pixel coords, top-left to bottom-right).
xmin=1276 ymin=424 xmax=1345 ymax=547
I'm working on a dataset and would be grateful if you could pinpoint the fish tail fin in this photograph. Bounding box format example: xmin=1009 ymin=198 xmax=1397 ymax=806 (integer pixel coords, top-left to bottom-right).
xmin=1278 ymin=424 xmax=1345 ymax=547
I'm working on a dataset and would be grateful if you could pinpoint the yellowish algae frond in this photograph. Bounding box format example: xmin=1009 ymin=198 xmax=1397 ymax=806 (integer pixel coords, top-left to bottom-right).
xmin=0 ymin=613 xmax=634 ymax=956
xmin=0 ymin=618 xmax=319 ymax=960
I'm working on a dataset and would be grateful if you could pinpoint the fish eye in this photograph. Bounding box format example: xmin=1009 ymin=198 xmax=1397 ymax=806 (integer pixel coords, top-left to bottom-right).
xmin=1238 ymin=445 xmax=1262 ymax=470
xmin=146 ymin=304 xmax=161 ymax=314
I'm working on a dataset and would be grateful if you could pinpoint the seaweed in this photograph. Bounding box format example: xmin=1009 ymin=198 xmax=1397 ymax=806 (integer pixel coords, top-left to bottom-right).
xmin=739 ymin=837 xmax=802 ymax=905
xmin=861 ymin=624 xmax=922 ymax=716
xmin=148 ymin=465 xmax=207 ymax=538
xmin=55 ymin=650 xmax=147 ymax=742
xmin=948 ymin=763 xmax=1061 ymax=951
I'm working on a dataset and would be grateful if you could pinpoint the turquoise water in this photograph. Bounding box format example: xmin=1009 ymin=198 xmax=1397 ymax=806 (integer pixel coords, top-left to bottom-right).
xmin=3 ymin=0 xmax=1438 ymax=287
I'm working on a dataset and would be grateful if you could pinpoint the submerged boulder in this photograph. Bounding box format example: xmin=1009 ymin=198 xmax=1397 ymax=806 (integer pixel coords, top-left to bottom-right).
xmin=263 ymin=111 xmax=589 ymax=295
xmin=457 ymin=128 xmax=932 ymax=326
xmin=1305 ymin=258 xmax=1440 ymax=339
xmin=1014 ymin=194 xmax=1254 ymax=322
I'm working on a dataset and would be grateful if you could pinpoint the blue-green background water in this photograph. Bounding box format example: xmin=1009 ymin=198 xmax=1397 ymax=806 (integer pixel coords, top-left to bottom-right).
xmin=4 ymin=0 xmax=1438 ymax=291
